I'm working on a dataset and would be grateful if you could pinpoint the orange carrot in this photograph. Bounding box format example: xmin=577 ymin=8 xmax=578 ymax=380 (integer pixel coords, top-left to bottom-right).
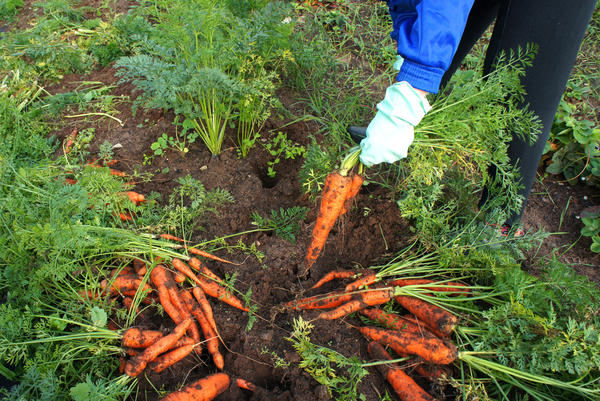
xmin=64 ymin=128 xmax=77 ymax=154
xmin=148 ymin=344 xmax=196 ymax=373
xmin=305 ymin=172 xmax=353 ymax=271
xmin=236 ymin=378 xmax=257 ymax=392
xmin=357 ymin=326 xmax=457 ymax=365
xmin=125 ymin=191 xmax=145 ymax=204
xmin=389 ymin=278 xmax=469 ymax=295
xmin=318 ymin=289 xmax=392 ymax=320
xmin=187 ymin=247 xmax=233 ymax=264
xmin=101 ymin=276 xmax=151 ymax=295
xmin=174 ymin=271 xmax=186 ymax=283
xmin=172 ymin=258 xmax=248 ymax=312
xmin=160 ymin=372 xmax=230 ymax=401
xmin=64 ymin=178 xmax=77 ymax=185
xmin=125 ymin=318 xmax=192 ymax=377
xmin=122 ymin=297 xmax=140 ymax=313
xmin=367 ymin=341 xmax=436 ymax=401
xmin=110 ymin=168 xmax=126 ymax=177
xmin=122 ymin=328 xmax=164 ymax=348
xmin=344 ymin=272 xmax=378 ymax=292
xmin=399 ymin=314 xmax=447 ymax=339
xmin=119 ymin=212 xmax=133 ymax=221
xmin=180 ymin=290 xmax=223 ymax=370
xmin=284 ymin=292 xmax=353 ymax=310
xmin=340 ymin=173 xmax=364 ymax=215
xmin=394 ymin=296 xmax=457 ymax=336
xmin=159 ymin=233 xmax=185 ymax=242
xmin=151 ymin=265 xmax=183 ymax=324
xmin=188 ymin=258 xmax=220 ymax=281
xmin=310 ymin=270 xmax=357 ymax=289
xmin=133 ymin=259 xmax=147 ymax=276
xmin=192 ymin=286 xmax=218 ymax=334
xmin=359 ymin=309 xmax=425 ymax=334
xmin=104 ymin=159 xmax=119 ymax=167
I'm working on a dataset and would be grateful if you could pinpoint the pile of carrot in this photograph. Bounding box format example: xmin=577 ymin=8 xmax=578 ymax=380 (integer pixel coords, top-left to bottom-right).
xmin=78 ymin=245 xmax=251 ymax=378
xmin=285 ymin=270 xmax=466 ymax=400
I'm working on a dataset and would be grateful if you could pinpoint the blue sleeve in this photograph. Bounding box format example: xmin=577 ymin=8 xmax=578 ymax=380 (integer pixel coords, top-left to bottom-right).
xmin=387 ymin=0 xmax=474 ymax=93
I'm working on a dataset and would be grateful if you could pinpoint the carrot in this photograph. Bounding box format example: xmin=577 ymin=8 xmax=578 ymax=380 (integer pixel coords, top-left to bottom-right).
xmin=357 ymin=326 xmax=457 ymax=365
xmin=110 ymin=168 xmax=126 ymax=177
xmin=64 ymin=128 xmax=77 ymax=154
xmin=340 ymin=173 xmax=364 ymax=215
xmin=160 ymin=233 xmax=186 ymax=242
xmin=389 ymin=278 xmax=469 ymax=295
xmin=125 ymin=318 xmax=192 ymax=377
xmin=148 ymin=344 xmax=196 ymax=373
xmin=367 ymin=341 xmax=436 ymax=401
xmin=188 ymin=258 xmax=220 ymax=281
xmin=119 ymin=212 xmax=133 ymax=221
xmin=318 ymin=289 xmax=392 ymax=320
xmin=236 ymin=378 xmax=256 ymax=392
xmin=344 ymin=271 xmax=378 ymax=292
xmin=122 ymin=328 xmax=163 ymax=348
xmin=394 ymin=296 xmax=458 ymax=336
xmin=125 ymin=337 xmax=195 ymax=354
xmin=172 ymin=258 xmax=249 ymax=312
xmin=399 ymin=314 xmax=447 ymax=339
xmin=310 ymin=270 xmax=357 ymax=289
xmin=64 ymin=178 xmax=77 ymax=185
xmin=133 ymin=259 xmax=147 ymax=275
xmin=192 ymin=286 xmax=218 ymax=334
xmin=125 ymin=191 xmax=145 ymax=204
xmin=104 ymin=159 xmax=119 ymax=167
xmin=160 ymin=372 xmax=230 ymax=401
xmin=109 ymin=266 xmax=135 ymax=278
xmin=151 ymin=265 xmax=183 ymax=324
xmin=359 ymin=309 xmax=425 ymax=334
xmin=284 ymin=292 xmax=353 ymax=310
xmin=174 ymin=271 xmax=186 ymax=283
xmin=187 ymin=247 xmax=233 ymax=264
xmin=305 ymin=172 xmax=352 ymax=271
xmin=180 ymin=289 xmax=223 ymax=369
xmin=122 ymin=297 xmax=140 ymax=313
xmin=119 ymin=357 xmax=126 ymax=374
xmin=101 ymin=276 xmax=151 ymax=295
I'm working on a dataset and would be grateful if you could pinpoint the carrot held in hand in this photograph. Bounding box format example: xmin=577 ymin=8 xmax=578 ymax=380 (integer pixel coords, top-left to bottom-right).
xmin=340 ymin=173 xmax=364 ymax=215
xmin=304 ymin=147 xmax=362 ymax=272
xmin=160 ymin=372 xmax=230 ymax=401
xmin=318 ymin=288 xmax=392 ymax=320
xmin=357 ymin=326 xmax=457 ymax=365
xmin=367 ymin=341 xmax=436 ymax=401
xmin=125 ymin=318 xmax=192 ymax=377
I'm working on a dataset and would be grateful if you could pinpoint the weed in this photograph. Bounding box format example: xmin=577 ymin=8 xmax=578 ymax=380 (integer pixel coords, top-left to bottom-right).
xmin=261 ymin=347 xmax=291 ymax=369
xmin=262 ymin=131 xmax=305 ymax=178
xmin=251 ymin=206 xmax=309 ymax=244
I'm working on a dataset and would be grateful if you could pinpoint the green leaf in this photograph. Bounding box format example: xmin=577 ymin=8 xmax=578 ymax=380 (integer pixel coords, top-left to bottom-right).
xmin=90 ymin=307 xmax=107 ymax=328
xmin=70 ymin=382 xmax=91 ymax=401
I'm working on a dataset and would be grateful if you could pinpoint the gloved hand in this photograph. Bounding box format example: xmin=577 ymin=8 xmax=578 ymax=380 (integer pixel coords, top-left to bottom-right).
xmin=359 ymin=81 xmax=431 ymax=167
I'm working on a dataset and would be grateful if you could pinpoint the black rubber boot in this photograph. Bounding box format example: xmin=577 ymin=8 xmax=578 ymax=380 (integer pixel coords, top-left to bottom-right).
xmin=347 ymin=126 xmax=367 ymax=144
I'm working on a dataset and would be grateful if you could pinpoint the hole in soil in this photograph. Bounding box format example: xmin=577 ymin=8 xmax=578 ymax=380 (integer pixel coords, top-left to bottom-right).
xmin=255 ymin=166 xmax=280 ymax=188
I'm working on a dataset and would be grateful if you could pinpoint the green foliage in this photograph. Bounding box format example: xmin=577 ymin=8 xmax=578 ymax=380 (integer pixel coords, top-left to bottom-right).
xmin=115 ymin=0 xmax=293 ymax=156
xmin=262 ymin=131 xmax=306 ymax=178
xmin=288 ymin=317 xmax=368 ymax=401
xmin=0 ymin=0 xmax=22 ymax=20
xmin=546 ymin=99 xmax=600 ymax=185
xmin=581 ymin=207 xmax=600 ymax=253
xmin=250 ymin=206 xmax=309 ymax=243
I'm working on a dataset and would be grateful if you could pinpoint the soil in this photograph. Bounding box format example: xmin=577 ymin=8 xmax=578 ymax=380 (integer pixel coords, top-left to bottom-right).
xmin=8 ymin=2 xmax=599 ymax=400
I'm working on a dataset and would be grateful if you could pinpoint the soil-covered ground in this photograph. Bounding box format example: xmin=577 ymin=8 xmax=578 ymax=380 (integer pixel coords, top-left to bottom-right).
xmin=7 ymin=1 xmax=599 ymax=400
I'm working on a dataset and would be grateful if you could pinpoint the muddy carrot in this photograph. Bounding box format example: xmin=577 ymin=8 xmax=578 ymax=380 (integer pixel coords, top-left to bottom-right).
xmin=236 ymin=378 xmax=257 ymax=392
xmin=119 ymin=212 xmax=133 ymax=221
xmin=394 ymin=296 xmax=458 ymax=336
xmin=64 ymin=128 xmax=77 ymax=154
xmin=389 ymin=278 xmax=469 ymax=295
xmin=340 ymin=173 xmax=364 ymax=215
xmin=125 ymin=191 xmax=145 ymax=204
xmin=133 ymin=259 xmax=147 ymax=276
xmin=125 ymin=318 xmax=192 ymax=377
xmin=344 ymin=272 xmax=378 ymax=292
xmin=318 ymin=289 xmax=392 ymax=320
xmin=122 ymin=297 xmax=140 ymax=313
xmin=192 ymin=286 xmax=218 ymax=334
xmin=367 ymin=341 xmax=436 ymax=401
xmin=122 ymin=328 xmax=164 ymax=348
xmin=284 ymin=292 xmax=353 ymax=310
xmin=359 ymin=309 xmax=425 ymax=334
xmin=110 ymin=168 xmax=126 ymax=177
xmin=101 ymin=276 xmax=151 ymax=295
xmin=399 ymin=314 xmax=447 ymax=339
xmin=310 ymin=270 xmax=357 ymax=289
xmin=180 ymin=290 xmax=224 ymax=370
xmin=148 ymin=344 xmax=196 ymax=373
xmin=188 ymin=258 xmax=220 ymax=281
xmin=151 ymin=265 xmax=183 ymax=323
xmin=160 ymin=372 xmax=230 ymax=401
xmin=305 ymin=172 xmax=352 ymax=271
xmin=64 ymin=178 xmax=77 ymax=185
xmin=187 ymin=247 xmax=233 ymax=264
xmin=357 ymin=326 xmax=457 ymax=365
xmin=174 ymin=271 xmax=186 ymax=283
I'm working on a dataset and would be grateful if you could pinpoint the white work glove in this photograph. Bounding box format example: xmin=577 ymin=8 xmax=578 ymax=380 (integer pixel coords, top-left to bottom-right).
xmin=359 ymin=81 xmax=431 ymax=167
